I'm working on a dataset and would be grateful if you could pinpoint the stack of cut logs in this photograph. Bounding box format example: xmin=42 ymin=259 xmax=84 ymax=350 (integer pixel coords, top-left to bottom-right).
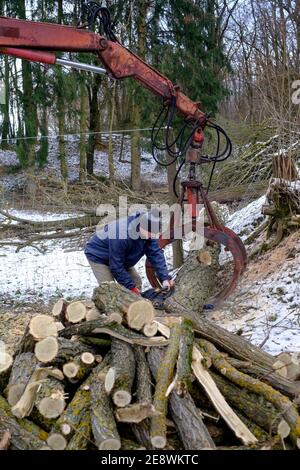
xmin=1 ymin=282 xmax=300 ymax=451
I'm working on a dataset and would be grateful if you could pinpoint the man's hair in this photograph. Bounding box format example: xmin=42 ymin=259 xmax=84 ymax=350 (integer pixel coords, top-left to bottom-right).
xmin=139 ymin=208 xmax=162 ymax=235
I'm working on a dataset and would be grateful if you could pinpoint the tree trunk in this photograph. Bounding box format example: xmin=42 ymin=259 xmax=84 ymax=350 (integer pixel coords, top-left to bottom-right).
xmin=148 ymin=346 xmax=216 ymax=450
xmin=169 ymin=242 xmax=220 ymax=311
xmin=79 ymin=76 xmax=88 ymax=182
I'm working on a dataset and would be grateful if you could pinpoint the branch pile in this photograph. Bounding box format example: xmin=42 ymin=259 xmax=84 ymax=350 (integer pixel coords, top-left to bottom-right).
xmin=0 ymin=282 xmax=300 ymax=450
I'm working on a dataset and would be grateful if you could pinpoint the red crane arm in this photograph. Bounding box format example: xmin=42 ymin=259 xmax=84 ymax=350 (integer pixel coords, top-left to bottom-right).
xmin=0 ymin=16 xmax=206 ymax=127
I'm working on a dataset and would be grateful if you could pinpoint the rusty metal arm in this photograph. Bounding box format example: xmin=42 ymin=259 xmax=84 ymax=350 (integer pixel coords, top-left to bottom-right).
xmin=0 ymin=16 xmax=206 ymax=126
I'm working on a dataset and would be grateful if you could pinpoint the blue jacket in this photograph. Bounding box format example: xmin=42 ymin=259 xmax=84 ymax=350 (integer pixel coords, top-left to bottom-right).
xmin=84 ymin=214 xmax=170 ymax=289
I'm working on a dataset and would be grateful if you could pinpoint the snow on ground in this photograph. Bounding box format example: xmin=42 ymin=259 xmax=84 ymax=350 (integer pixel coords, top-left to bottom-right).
xmin=0 ymin=198 xmax=299 ymax=356
xmin=209 ymin=202 xmax=300 ymax=356
xmin=0 ymin=135 xmax=168 ymax=193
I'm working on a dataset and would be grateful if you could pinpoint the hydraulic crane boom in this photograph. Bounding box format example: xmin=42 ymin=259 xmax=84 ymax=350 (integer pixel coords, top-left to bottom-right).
xmin=0 ymin=16 xmax=206 ymax=128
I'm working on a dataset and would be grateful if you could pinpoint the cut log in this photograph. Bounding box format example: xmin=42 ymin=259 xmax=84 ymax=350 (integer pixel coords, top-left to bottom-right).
xmin=170 ymin=242 xmax=220 ymax=311
xmin=88 ymin=322 xmax=168 ymax=347
xmin=276 ymin=352 xmax=300 ymax=381
xmin=115 ymin=403 xmax=159 ymax=423
xmin=66 ymin=411 xmax=91 ymax=450
xmin=164 ymin=301 xmax=275 ymax=370
xmin=134 ymin=345 xmax=152 ymax=404
xmin=176 ymin=318 xmax=194 ymax=396
xmin=29 ymin=315 xmax=58 ymax=341
xmin=0 ymin=352 xmax=13 ymax=392
xmin=52 ymin=357 xmax=110 ymax=441
xmin=52 ymin=299 xmax=68 ymax=323
xmin=11 ymin=367 xmax=63 ymax=419
xmin=90 ymin=368 xmax=121 ymax=450
xmin=79 ymin=336 xmax=111 ymax=349
xmin=6 ymin=352 xmax=38 ymax=406
xmin=93 ymin=282 xmax=155 ymax=330
xmin=110 ymin=339 xmax=135 ymax=407
xmin=198 ymin=339 xmax=300 ymax=441
xmin=210 ymin=372 xmax=280 ymax=433
xmin=197 ymin=249 xmax=212 ymax=265
xmin=59 ymin=318 xmax=117 ymax=338
xmin=86 ymin=307 xmax=102 ymax=322
xmin=226 ymin=357 xmax=299 ymax=398
xmin=35 ymin=378 xmax=66 ymax=420
xmin=104 ymin=367 xmax=116 ymax=394
xmin=47 ymin=433 xmax=67 ymax=450
xmin=0 ymin=406 xmax=45 ymax=450
xmin=150 ymin=324 xmax=181 ymax=449
xmin=35 ymin=337 xmax=59 ymax=363
xmin=142 ymin=322 xmax=158 ymax=337
xmin=192 ymin=345 xmax=257 ymax=445
xmin=148 ymin=347 xmax=216 ymax=450
xmin=0 ymin=395 xmax=48 ymax=442
xmin=63 ymin=353 xmax=95 ymax=382
xmin=35 ymin=337 xmax=95 ymax=365
xmin=66 ymin=301 xmax=87 ymax=324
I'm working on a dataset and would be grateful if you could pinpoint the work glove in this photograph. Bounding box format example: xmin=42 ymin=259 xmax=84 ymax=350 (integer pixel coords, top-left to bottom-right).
xmin=162 ymin=279 xmax=174 ymax=291
xmin=130 ymin=287 xmax=141 ymax=296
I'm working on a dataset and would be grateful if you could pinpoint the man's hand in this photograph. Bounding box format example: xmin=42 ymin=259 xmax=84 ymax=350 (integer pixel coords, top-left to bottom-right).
xmin=130 ymin=287 xmax=141 ymax=296
xmin=162 ymin=279 xmax=174 ymax=291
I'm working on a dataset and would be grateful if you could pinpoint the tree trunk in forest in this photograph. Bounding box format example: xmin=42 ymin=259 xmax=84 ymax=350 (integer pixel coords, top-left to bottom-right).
xmin=130 ymin=95 xmax=141 ymax=191
xmin=0 ymin=55 xmax=10 ymax=148
xmin=79 ymin=76 xmax=88 ymax=182
xmin=87 ymin=74 xmax=102 ymax=175
xmin=130 ymin=1 xmax=148 ymax=191
xmin=108 ymin=82 xmax=116 ymax=183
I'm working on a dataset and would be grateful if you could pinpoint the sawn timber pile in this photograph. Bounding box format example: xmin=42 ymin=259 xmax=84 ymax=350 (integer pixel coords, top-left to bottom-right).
xmin=0 ymin=282 xmax=300 ymax=451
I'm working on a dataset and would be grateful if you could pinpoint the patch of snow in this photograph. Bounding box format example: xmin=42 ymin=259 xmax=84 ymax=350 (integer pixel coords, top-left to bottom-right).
xmin=226 ymin=195 xmax=266 ymax=238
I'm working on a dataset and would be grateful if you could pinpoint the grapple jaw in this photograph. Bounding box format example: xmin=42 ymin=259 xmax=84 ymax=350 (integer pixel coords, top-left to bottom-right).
xmin=146 ymin=221 xmax=247 ymax=306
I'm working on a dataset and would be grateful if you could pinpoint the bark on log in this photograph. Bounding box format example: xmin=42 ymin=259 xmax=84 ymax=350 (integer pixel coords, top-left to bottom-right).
xmin=66 ymin=411 xmax=91 ymax=450
xmin=35 ymin=378 xmax=66 ymax=420
xmin=93 ymin=282 xmax=155 ymax=331
xmin=0 ymin=406 xmax=45 ymax=450
xmin=210 ymin=372 xmax=280 ymax=433
xmin=6 ymin=353 xmax=38 ymax=406
xmin=163 ymin=301 xmax=275 ymax=369
xmin=0 ymin=395 xmax=48 ymax=442
xmin=63 ymin=353 xmax=96 ymax=382
xmin=148 ymin=347 xmax=216 ymax=450
xmin=226 ymin=357 xmax=299 ymax=398
xmin=34 ymin=336 xmax=95 ymax=364
xmin=51 ymin=357 xmax=110 ymax=441
xmin=192 ymin=345 xmax=257 ymax=445
xmin=59 ymin=318 xmax=117 ymax=338
xmin=0 ymin=353 xmax=13 ymax=393
xmin=79 ymin=336 xmax=112 ymax=349
xmin=150 ymin=324 xmax=181 ymax=448
xmin=171 ymin=242 xmax=220 ymax=312
xmin=198 ymin=339 xmax=300 ymax=441
xmin=52 ymin=299 xmax=68 ymax=323
xmin=90 ymin=369 xmax=121 ymax=450
xmin=134 ymin=346 xmax=152 ymax=404
xmin=110 ymin=339 xmax=135 ymax=407
xmin=176 ymin=318 xmax=194 ymax=396
xmin=65 ymin=321 xmax=168 ymax=347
